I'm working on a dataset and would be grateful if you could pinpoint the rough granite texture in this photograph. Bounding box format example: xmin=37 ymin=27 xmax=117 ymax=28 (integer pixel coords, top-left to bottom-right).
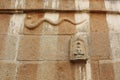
xmin=0 ymin=0 xmax=120 ymax=80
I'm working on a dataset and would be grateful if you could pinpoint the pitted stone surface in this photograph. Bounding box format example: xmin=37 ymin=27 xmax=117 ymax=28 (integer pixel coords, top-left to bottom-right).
xmin=17 ymin=35 xmax=71 ymax=60
xmin=0 ymin=0 xmax=120 ymax=80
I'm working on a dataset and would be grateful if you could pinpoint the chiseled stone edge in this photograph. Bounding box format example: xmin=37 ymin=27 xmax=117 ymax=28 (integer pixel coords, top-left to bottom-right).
xmin=0 ymin=0 xmax=119 ymax=13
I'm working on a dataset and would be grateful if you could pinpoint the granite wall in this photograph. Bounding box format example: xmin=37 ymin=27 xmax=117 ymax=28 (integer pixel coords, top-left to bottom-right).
xmin=0 ymin=0 xmax=120 ymax=80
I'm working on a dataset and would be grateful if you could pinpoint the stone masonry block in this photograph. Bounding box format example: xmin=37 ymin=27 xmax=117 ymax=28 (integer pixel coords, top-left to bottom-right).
xmin=90 ymin=0 xmax=106 ymax=11
xmin=99 ymin=60 xmax=115 ymax=80
xmin=17 ymin=35 xmax=71 ymax=60
xmin=0 ymin=0 xmax=25 ymax=9
xmin=90 ymin=13 xmax=108 ymax=32
xmin=59 ymin=0 xmax=75 ymax=10
xmin=0 ymin=61 xmax=16 ymax=80
xmin=17 ymin=61 xmax=74 ymax=80
xmin=25 ymin=0 xmax=75 ymax=10
xmin=58 ymin=12 xmax=76 ymax=34
xmin=17 ymin=35 xmax=41 ymax=60
xmin=0 ymin=35 xmax=19 ymax=60
xmin=0 ymin=14 xmax=11 ymax=34
xmin=25 ymin=0 xmax=44 ymax=9
xmin=90 ymin=61 xmax=99 ymax=80
xmin=90 ymin=32 xmax=111 ymax=60
xmin=114 ymin=62 xmax=120 ymax=80
xmin=0 ymin=0 xmax=12 ymax=9
xmin=109 ymin=33 xmax=120 ymax=59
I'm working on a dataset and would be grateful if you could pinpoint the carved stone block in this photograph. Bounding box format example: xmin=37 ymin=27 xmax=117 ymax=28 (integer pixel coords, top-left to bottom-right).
xmin=70 ymin=33 xmax=89 ymax=61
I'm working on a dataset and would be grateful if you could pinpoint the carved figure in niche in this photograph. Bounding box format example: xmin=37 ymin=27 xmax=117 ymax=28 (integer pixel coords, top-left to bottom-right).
xmin=73 ymin=40 xmax=85 ymax=56
xmin=70 ymin=34 xmax=88 ymax=61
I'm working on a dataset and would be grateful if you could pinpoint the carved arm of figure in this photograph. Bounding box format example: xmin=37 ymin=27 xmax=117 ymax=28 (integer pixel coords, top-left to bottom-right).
xmin=24 ymin=16 xmax=86 ymax=29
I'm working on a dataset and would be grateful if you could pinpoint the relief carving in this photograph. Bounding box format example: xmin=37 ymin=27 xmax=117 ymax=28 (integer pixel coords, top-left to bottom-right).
xmin=73 ymin=40 xmax=85 ymax=56
xmin=70 ymin=33 xmax=88 ymax=61
xmin=24 ymin=15 xmax=86 ymax=29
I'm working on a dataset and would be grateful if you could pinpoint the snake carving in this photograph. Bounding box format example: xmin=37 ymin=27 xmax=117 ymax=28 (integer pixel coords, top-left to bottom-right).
xmin=25 ymin=15 xmax=86 ymax=29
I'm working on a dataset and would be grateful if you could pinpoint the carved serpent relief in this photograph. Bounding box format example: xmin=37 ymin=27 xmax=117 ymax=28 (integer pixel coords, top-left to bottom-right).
xmin=25 ymin=15 xmax=86 ymax=29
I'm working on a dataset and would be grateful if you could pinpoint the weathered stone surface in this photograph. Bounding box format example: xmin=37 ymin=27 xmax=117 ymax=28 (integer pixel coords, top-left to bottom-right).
xmin=8 ymin=14 xmax=26 ymax=35
xmin=74 ymin=0 xmax=89 ymax=10
xmin=0 ymin=35 xmax=19 ymax=60
xmin=58 ymin=12 xmax=76 ymax=34
xmin=59 ymin=0 xmax=75 ymax=10
xmin=75 ymin=13 xmax=90 ymax=33
xmin=0 ymin=0 xmax=12 ymax=9
xmin=109 ymin=33 xmax=120 ymax=59
xmin=0 ymin=14 xmax=11 ymax=34
xmin=90 ymin=13 xmax=108 ymax=32
xmin=99 ymin=60 xmax=115 ymax=80
xmin=105 ymin=0 xmax=120 ymax=11
xmin=24 ymin=0 xmax=89 ymax=10
xmin=17 ymin=61 xmax=74 ymax=80
xmin=73 ymin=62 xmax=86 ymax=80
xmin=106 ymin=14 xmax=120 ymax=33
xmin=90 ymin=32 xmax=111 ymax=60
xmin=0 ymin=0 xmax=120 ymax=13
xmin=17 ymin=35 xmax=70 ymax=60
xmin=17 ymin=62 xmax=38 ymax=80
xmin=90 ymin=61 xmax=99 ymax=80
xmin=0 ymin=0 xmax=25 ymax=9
xmin=17 ymin=35 xmax=41 ymax=60
xmin=25 ymin=0 xmax=44 ymax=9
xmin=90 ymin=0 xmax=106 ymax=11
xmin=114 ymin=62 xmax=120 ymax=80
xmin=0 ymin=61 xmax=16 ymax=80
xmin=0 ymin=1 xmax=120 ymax=80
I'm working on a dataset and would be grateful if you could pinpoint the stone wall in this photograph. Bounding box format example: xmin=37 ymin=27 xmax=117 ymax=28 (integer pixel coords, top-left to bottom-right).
xmin=0 ymin=0 xmax=120 ymax=80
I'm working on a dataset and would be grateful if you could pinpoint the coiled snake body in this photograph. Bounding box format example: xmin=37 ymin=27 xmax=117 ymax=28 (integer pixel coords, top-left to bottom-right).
xmin=25 ymin=17 xmax=86 ymax=29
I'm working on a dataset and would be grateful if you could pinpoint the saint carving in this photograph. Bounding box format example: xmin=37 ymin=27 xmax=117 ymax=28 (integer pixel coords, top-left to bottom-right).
xmin=70 ymin=33 xmax=88 ymax=61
